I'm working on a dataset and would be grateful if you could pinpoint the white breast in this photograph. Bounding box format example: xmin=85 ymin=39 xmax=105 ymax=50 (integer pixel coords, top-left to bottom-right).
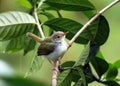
xmin=45 ymin=41 xmax=68 ymax=62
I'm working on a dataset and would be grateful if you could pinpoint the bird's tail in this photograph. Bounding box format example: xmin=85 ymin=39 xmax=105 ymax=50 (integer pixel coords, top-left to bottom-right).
xmin=26 ymin=32 xmax=43 ymax=43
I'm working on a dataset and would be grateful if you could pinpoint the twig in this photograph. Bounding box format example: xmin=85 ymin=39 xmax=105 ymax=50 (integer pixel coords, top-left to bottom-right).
xmin=52 ymin=59 xmax=60 ymax=86
xmin=52 ymin=0 xmax=120 ymax=86
xmin=34 ymin=5 xmax=45 ymax=38
xmin=68 ymin=0 xmax=120 ymax=46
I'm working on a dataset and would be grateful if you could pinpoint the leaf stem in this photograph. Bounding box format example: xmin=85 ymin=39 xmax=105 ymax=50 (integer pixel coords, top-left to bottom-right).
xmin=34 ymin=5 xmax=45 ymax=38
xmin=57 ymin=11 xmax=62 ymax=18
xmin=68 ymin=0 xmax=120 ymax=47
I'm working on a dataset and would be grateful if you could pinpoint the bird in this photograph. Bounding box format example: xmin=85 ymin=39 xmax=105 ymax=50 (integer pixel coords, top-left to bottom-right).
xmin=27 ymin=31 xmax=68 ymax=63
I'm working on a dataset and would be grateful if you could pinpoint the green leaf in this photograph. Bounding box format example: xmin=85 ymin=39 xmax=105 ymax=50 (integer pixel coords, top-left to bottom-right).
xmin=61 ymin=61 xmax=75 ymax=68
xmin=114 ymin=60 xmax=120 ymax=69
xmin=44 ymin=18 xmax=98 ymax=44
xmin=71 ymin=70 xmax=81 ymax=82
xmin=83 ymin=11 xmax=95 ymax=18
xmin=2 ymin=76 xmax=48 ymax=86
xmin=39 ymin=12 xmax=55 ymax=20
xmin=5 ymin=35 xmax=26 ymax=53
xmin=105 ymin=64 xmax=118 ymax=80
xmin=17 ymin=0 xmax=33 ymax=9
xmin=103 ymin=81 xmax=120 ymax=86
xmin=73 ymin=42 xmax=90 ymax=67
xmin=93 ymin=16 xmax=110 ymax=45
xmin=57 ymin=70 xmax=72 ymax=86
xmin=25 ymin=45 xmax=44 ymax=77
xmin=44 ymin=18 xmax=83 ymax=43
xmin=76 ymin=67 xmax=87 ymax=86
xmin=74 ymin=78 xmax=84 ymax=86
xmin=90 ymin=57 xmax=109 ymax=77
xmin=24 ymin=38 xmax=36 ymax=55
xmin=96 ymin=51 xmax=105 ymax=59
xmin=82 ymin=64 xmax=94 ymax=83
xmin=40 ymin=3 xmax=59 ymax=11
xmin=25 ymin=56 xmax=44 ymax=77
xmin=44 ymin=0 xmax=95 ymax=11
xmin=24 ymin=56 xmax=44 ymax=77
xmin=85 ymin=44 xmax=99 ymax=64
xmin=5 ymin=28 xmax=37 ymax=54
xmin=0 ymin=11 xmax=36 ymax=41
xmin=5 ymin=34 xmax=36 ymax=54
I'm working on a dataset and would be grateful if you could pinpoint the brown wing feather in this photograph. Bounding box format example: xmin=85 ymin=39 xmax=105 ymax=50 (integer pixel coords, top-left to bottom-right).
xmin=37 ymin=42 xmax=55 ymax=55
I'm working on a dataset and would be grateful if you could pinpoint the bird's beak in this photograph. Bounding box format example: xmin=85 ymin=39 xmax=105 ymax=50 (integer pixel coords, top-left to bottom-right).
xmin=64 ymin=31 xmax=69 ymax=35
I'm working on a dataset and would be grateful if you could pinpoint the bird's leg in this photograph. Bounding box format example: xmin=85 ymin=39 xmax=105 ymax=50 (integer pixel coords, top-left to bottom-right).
xmin=52 ymin=57 xmax=61 ymax=72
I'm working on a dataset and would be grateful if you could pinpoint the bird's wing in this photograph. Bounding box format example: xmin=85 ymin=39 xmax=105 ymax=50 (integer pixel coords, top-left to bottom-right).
xmin=37 ymin=42 xmax=55 ymax=55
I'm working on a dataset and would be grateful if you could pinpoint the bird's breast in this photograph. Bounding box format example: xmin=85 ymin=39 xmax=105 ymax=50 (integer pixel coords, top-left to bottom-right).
xmin=46 ymin=41 xmax=68 ymax=61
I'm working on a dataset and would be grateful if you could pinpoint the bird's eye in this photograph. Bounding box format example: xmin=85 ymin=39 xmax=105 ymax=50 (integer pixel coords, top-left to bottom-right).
xmin=57 ymin=36 xmax=60 ymax=38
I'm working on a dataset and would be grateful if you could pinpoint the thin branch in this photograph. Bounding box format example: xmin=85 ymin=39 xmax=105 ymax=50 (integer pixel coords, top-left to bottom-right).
xmin=52 ymin=60 xmax=60 ymax=86
xmin=34 ymin=5 xmax=45 ymax=38
xmin=51 ymin=0 xmax=120 ymax=86
xmin=68 ymin=0 xmax=120 ymax=46
xmin=38 ymin=0 xmax=46 ymax=8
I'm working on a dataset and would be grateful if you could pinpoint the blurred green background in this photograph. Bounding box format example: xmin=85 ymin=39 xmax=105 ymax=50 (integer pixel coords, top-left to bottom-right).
xmin=0 ymin=0 xmax=120 ymax=86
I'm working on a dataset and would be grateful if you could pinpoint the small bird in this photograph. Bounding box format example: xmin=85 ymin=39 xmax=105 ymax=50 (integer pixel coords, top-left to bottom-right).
xmin=27 ymin=31 xmax=68 ymax=63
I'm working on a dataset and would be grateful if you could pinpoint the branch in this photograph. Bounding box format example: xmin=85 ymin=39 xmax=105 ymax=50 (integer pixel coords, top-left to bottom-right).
xmin=38 ymin=0 xmax=46 ymax=8
xmin=68 ymin=0 xmax=120 ymax=46
xmin=34 ymin=5 xmax=45 ymax=38
xmin=52 ymin=59 xmax=60 ymax=86
xmin=52 ymin=0 xmax=120 ymax=86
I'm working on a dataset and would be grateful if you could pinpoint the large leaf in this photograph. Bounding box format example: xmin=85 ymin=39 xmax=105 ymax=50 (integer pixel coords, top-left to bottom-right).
xmin=44 ymin=0 xmax=95 ymax=11
xmin=44 ymin=18 xmax=98 ymax=44
xmin=44 ymin=16 xmax=109 ymax=45
xmin=73 ymin=42 xmax=90 ymax=67
xmin=0 ymin=11 xmax=36 ymax=41
xmin=90 ymin=57 xmax=109 ymax=77
xmin=93 ymin=16 xmax=110 ymax=45
xmin=57 ymin=70 xmax=72 ymax=86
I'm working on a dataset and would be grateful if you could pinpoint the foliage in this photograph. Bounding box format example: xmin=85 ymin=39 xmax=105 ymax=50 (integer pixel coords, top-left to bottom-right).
xmin=0 ymin=0 xmax=120 ymax=86
xmin=1 ymin=76 xmax=48 ymax=86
